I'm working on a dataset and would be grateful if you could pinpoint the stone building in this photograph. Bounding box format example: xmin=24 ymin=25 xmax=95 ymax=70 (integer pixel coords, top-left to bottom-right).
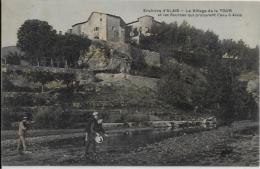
xmin=126 ymin=15 xmax=161 ymax=43
xmin=67 ymin=12 xmax=161 ymax=68
xmin=69 ymin=12 xmax=126 ymax=42
xmin=68 ymin=12 xmax=161 ymax=44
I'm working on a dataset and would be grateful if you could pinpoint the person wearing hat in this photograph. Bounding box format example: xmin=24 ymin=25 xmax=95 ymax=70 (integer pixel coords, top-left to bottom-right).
xmin=17 ymin=116 xmax=31 ymax=153
xmin=84 ymin=111 xmax=106 ymax=162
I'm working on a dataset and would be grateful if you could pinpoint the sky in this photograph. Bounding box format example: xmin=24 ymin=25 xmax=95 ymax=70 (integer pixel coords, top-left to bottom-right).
xmin=2 ymin=0 xmax=260 ymax=48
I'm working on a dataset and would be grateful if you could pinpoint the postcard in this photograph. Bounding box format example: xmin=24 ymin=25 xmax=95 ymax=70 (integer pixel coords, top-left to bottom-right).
xmin=1 ymin=0 xmax=259 ymax=167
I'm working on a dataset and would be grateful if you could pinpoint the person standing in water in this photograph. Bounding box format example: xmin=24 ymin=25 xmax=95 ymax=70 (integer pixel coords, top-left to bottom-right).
xmin=84 ymin=112 xmax=105 ymax=162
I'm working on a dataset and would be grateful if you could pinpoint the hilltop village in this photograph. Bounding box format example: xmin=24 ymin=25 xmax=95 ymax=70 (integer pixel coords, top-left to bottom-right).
xmin=66 ymin=12 xmax=161 ymax=44
xmin=67 ymin=12 xmax=162 ymax=71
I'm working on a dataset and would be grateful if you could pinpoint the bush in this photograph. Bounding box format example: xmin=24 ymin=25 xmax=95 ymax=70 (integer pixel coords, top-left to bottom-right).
xmin=5 ymin=52 xmax=22 ymax=65
xmin=2 ymin=75 xmax=17 ymax=92
xmin=1 ymin=110 xmax=23 ymax=129
xmin=34 ymin=106 xmax=72 ymax=129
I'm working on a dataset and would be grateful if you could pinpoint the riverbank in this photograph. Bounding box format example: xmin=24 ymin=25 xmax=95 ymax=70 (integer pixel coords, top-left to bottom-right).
xmin=1 ymin=120 xmax=204 ymax=148
xmin=1 ymin=121 xmax=258 ymax=166
xmin=94 ymin=121 xmax=259 ymax=166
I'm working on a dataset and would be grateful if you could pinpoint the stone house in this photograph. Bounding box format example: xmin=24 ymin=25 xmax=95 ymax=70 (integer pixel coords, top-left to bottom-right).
xmin=69 ymin=12 xmax=126 ymax=42
xmin=126 ymin=15 xmax=161 ymax=43
xmin=68 ymin=12 xmax=161 ymax=44
xmin=67 ymin=12 xmax=161 ymax=68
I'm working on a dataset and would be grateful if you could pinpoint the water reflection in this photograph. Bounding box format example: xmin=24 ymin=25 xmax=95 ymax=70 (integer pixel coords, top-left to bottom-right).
xmin=97 ymin=127 xmax=204 ymax=153
xmin=48 ymin=126 xmax=206 ymax=153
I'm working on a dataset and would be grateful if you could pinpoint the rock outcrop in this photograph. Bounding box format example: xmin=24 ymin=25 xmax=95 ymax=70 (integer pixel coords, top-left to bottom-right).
xmin=78 ymin=40 xmax=132 ymax=73
xmin=141 ymin=50 xmax=161 ymax=67
xmin=78 ymin=40 xmax=161 ymax=73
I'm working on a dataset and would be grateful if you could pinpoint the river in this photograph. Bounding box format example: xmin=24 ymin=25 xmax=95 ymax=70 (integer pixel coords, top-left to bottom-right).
xmin=1 ymin=123 xmax=258 ymax=166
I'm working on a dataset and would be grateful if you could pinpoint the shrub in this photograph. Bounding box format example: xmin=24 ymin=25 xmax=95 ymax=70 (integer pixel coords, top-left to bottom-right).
xmin=34 ymin=106 xmax=72 ymax=129
xmin=5 ymin=52 xmax=22 ymax=65
xmin=1 ymin=110 xmax=24 ymax=129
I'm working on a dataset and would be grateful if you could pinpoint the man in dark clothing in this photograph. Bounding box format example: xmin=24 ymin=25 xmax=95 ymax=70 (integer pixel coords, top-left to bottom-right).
xmin=97 ymin=119 xmax=107 ymax=136
xmin=84 ymin=112 xmax=105 ymax=162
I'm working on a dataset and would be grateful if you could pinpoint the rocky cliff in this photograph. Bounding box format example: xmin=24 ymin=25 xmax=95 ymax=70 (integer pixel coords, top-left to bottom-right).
xmin=78 ymin=40 xmax=160 ymax=74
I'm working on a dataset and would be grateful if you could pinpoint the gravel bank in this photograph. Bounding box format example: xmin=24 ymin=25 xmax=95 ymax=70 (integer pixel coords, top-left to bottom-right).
xmin=93 ymin=121 xmax=259 ymax=166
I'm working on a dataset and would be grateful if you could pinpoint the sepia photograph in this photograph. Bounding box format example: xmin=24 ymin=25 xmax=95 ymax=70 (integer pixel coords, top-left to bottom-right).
xmin=1 ymin=0 xmax=260 ymax=167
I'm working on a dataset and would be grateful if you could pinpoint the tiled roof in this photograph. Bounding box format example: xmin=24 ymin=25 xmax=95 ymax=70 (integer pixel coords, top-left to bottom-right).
xmin=126 ymin=15 xmax=161 ymax=25
xmin=72 ymin=11 xmax=126 ymax=27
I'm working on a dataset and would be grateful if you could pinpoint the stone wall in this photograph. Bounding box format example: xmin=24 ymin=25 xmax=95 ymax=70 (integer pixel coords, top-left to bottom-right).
xmin=106 ymin=15 xmax=125 ymax=42
xmin=72 ymin=13 xmax=125 ymax=42
xmin=127 ymin=16 xmax=159 ymax=37
xmin=82 ymin=12 xmax=107 ymax=40
xmin=72 ymin=24 xmax=82 ymax=35
xmin=2 ymin=64 xmax=95 ymax=84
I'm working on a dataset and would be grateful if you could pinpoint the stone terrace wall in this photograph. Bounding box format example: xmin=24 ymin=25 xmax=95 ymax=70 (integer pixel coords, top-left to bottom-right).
xmin=2 ymin=64 xmax=95 ymax=83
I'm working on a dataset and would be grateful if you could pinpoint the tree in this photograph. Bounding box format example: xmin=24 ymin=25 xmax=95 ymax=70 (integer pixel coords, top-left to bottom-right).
xmin=17 ymin=19 xmax=57 ymax=66
xmin=54 ymin=34 xmax=91 ymax=68
xmin=204 ymin=53 xmax=259 ymax=124
xmin=139 ymin=20 xmax=258 ymax=124
xmin=17 ymin=19 xmax=91 ymax=68
xmin=158 ymin=62 xmax=207 ymax=111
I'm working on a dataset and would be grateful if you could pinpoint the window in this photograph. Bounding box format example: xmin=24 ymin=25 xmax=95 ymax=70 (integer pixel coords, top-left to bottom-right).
xmin=112 ymin=26 xmax=115 ymax=31
xmin=145 ymin=27 xmax=149 ymax=33
xmin=133 ymin=28 xmax=138 ymax=35
xmin=94 ymin=27 xmax=99 ymax=31
xmin=100 ymin=18 xmax=102 ymax=22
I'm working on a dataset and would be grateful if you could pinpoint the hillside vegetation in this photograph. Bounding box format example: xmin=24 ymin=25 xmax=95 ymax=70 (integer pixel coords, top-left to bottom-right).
xmin=1 ymin=19 xmax=259 ymax=129
xmin=139 ymin=21 xmax=259 ymax=123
